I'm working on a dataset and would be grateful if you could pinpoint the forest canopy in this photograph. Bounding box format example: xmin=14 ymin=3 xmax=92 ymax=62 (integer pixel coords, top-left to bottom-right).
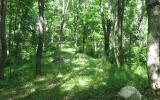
xmin=0 ymin=0 xmax=160 ymax=99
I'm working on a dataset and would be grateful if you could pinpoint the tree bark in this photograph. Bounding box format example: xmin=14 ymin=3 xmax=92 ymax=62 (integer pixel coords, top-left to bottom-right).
xmin=82 ymin=21 xmax=88 ymax=54
xmin=136 ymin=0 xmax=143 ymax=33
xmin=100 ymin=0 xmax=110 ymax=61
xmin=57 ymin=0 xmax=70 ymax=52
xmin=73 ymin=9 xmax=79 ymax=52
xmin=117 ymin=0 xmax=124 ymax=67
xmin=36 ymin=0 xmax=45 ymax=75
xmin=146 ymin=0 xmax=160 ymax=90
xmin=0 ymin=0 xmax=7 ymax=79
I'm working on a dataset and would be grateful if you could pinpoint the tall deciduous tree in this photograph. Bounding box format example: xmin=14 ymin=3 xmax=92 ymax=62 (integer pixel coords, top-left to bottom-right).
xmin=82 ymin=0 xmax=88 ymax=54
xmin=136 ymin=0 xmax=143 ymax=33
xmin=36 ymin=0 xmax=45 ymax=75
xmin=100 ymin=0 xmax=110 ymax=61
xmin=0 ymin=0 xmax=7 ymax=79
xmin=146 ymin=0 xmax=160 ymax=90
xmin=57 ymin=0 xmax=70 ymax=51
xmin=117 ymin=0 xmax=124 ymax=67
xmin=72 ymin=0 xmax=80 ymax=52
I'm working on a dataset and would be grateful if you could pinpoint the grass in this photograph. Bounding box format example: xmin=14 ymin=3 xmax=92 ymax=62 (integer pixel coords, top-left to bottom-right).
xmin=0 ymin=43 xmax=150 ymax=100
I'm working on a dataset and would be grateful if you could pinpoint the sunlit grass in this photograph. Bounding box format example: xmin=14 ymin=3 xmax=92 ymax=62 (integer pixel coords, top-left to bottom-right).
xmin=0 ymin=43 xmax=149 ymax=100
xmin=35 ymin=77 xmax=46 ymax=82
xmin=61 ymin=76 xmax=92 ymax=92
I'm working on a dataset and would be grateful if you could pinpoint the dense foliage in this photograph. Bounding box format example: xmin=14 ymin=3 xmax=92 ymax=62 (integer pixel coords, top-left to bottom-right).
xmin=0 ymin=0 xmax=160 ymax=99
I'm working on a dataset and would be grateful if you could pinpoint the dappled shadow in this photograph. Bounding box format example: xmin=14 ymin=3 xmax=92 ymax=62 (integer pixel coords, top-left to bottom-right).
xmin=0 ymin=44 xmax=150 ymax=100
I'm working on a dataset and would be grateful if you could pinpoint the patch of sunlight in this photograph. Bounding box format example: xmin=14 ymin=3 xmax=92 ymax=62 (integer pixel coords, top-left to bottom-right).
xmin=46 ymin=83 xmax=56 ymax=89
xmin=22 ymin=82 xmax=33 ymax=89
xmin=62 ymin=48 xmax=75 ymax=54
xmin=73 ymin=67 xmax=82 ymax=71
xmin=95 ymin=67 xmax=104 ymax=73
xmin=30 ymin=88 xmax=36 ymax=93
xmin=72 ymin=57 xmax=89 ymax=66
xmin=21 ymin=51 xmax=31 ymax=61
xmin=78 ymin=78 xmax=89 ymax=86
xmin=75 ymin=76 xmax=91 ymax=89
xmin=57 ymin=73 xmax=63 ymax=78
xmin=5 ymin=87 xmax=36 ymax=100
xmin=35 ymin=77 xmax=46 ymax=82
xmin=48 ymin=57 xmax=53 ymax=62
xmin=61 ymin=76 xmax=92 ymax=91
xmin=63 ymin=73 xmax=72 ymax=81
xmin=43 ymin=83 xmax=58 ymax=90
xmin=101 ymin=81 xmax=107 ymax=85
xmin=14 ymin=88 xmax=36 ymax=99
xmin=61 ymin=79 xmax=75 ymax=91
xmin=64 ymin=59 xmax=70 ymax=63
xmin=134 ymin=67 xmax=147 ymax=78
xmin=86 ymin=67 xmax=91 ymax=70
xmin=131 ymin=64 xmax=147 ymax=79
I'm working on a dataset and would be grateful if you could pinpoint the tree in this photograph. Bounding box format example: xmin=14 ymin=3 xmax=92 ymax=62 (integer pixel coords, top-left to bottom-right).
xmin=82 ymin=21 xmax=88 ymax=54
xmin=56 ymin=0 xmax=70 ymax=52
xmin=72 ymin=0 xmax=80 ymax=52
xmin=112 ymin=0 xmax=124 ymax=67
xmin=146 ymin=0 xmax=160 ymax=90
xmin=0 ymin=0 xmax=7 ymax=79
xmin=36 ymin=0 xmax=45 ymax=75
xmin=100 ymin=0 xmax=110 ymax=61
xmin=117 ymin=0 xmax=124 ymax=67
xmin=136 ymin=0 xmax=143 ymax=33
xmin=81 ymin=0 xmax=89 ymax=54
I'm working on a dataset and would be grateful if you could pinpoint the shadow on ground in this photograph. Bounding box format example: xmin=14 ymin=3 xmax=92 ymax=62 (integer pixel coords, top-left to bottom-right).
xmin=0 ymin=44 xmax=150 ymax=100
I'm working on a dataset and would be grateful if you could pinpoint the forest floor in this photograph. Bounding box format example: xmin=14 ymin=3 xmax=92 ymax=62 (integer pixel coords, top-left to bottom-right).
xmin=0 ymin=43 xmax=153 ymax=100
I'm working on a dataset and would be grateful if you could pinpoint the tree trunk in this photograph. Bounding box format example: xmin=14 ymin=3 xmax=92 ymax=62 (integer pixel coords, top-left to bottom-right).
xmin=117 ymin=0 xmax=124 ymax=67
xmin=73 ymin=0 xmax=80 ymax=53
xmin=146 ymin=0 xmax=160 ymax=90
xmin=58 ymin=13 xmax=65 ymax=49
xmin=82 ymin=21 xmax=88 ymax=54
xmin=93 ymin=39 xmax=98 ymax=57
xmin=0 ymin=0 xmax=7 ymax=79
xmin=73 ymin=14 xmax=79 ymax=52
xmin=36 ymin=0 xmax=45 ymax=75
xmin=100 ymin=0 xmax=110 ymax=61
xmin=8 ymin=14 xmax=12 ymax=61
xmin=56 ymin=0 xmax=70 ymax=52
xmin=136 ymin=0 xmax=143 ymax=33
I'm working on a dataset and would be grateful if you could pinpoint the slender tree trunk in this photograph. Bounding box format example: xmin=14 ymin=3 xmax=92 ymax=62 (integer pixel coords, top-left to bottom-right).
xmin=73 ymin=27 xmax=78 ymax=52
xmin=36 ymin=0 xmax=45 ymax=75
xmin=146 ymin=0 xmax=160 ymax=90
xmin=58 ymin=13 xmax=65 ymax=47
xmin=0 ymin=0 xmax=7 ymax=79
xmin=8 ymin=14 xmax=12 ymax=61
xmin=117 ymin=0 xmax=124 ymax=67
xmin=82 ymin=21 xmax=88 ymax=54
xmin=13 ymin=1 xmax=21 ymax=62
xmin=13 ymin=5 xmax=17 ymax=51
xmin=111 ymin=1 xmax=119 ymax=65
xmin=57 ymin=0 xmax=70 ymax=52
xmin=73 ymin=14 xmax=79 ymax=52
xmin=106 ymin=0 xmax=113 ymax=60
xmin=106 ymin=19 xmax=112 ymax=56
xmin=93 ymin=39 xmax=98 ymax=57
xmin=113 ymin=21 xmax=120 ymax=67
xmin=8 ymin=6 xmax=13 ymax=76
xmin=136 ymin=0 xmax=143 ymax=33
xmin=73 ymin=0 xmax=80 ymax=53
xmin=100 ymin=0 xmax=110 ymax=61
